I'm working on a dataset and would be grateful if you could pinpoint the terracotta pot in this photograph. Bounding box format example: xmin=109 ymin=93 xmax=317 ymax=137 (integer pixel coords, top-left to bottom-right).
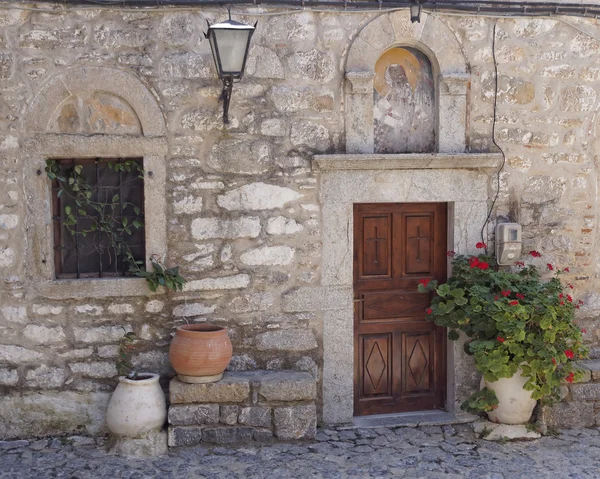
xmin=169 ymin=324 xmax=232 ymax=384
xmin=483 ymin=368 xmax=537 ymax=425
xmin=106 ymin=373 xmax=167 ymax=437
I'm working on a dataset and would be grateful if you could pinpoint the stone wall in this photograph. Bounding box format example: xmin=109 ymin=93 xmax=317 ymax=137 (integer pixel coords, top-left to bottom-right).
xmin=0 ymin=4 xmax=600 ymax=437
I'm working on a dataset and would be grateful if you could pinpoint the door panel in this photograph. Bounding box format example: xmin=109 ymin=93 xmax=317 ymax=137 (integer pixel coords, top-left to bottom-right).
xmin=354 ymin=203 xmax=447 ymax=416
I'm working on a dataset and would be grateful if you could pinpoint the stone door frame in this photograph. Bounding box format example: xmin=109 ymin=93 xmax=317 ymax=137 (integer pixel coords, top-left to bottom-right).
xmin=313 ymin=153 xmax=503 ymax=424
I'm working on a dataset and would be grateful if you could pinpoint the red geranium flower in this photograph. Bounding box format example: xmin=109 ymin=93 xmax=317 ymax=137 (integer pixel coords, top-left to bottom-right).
xmin=567 ymin=295 xmax=573 ymax=303
xmin=547 ymin=263 xmax=554 ymax=271
xmin=447 ymin=251 xmax=456 ymax=257
xmin=560 ymin=301 xmax=565 ymax=306
xmin=497 ymin=336 xmax=505 ymax=343
xmin=476 ymin=242 xmax=487 ymax=249
xmin=581 ymin=328 xmax=587 ymax=334
xmin=551 ymin=358 xmax=557 ymax=365
xmin=501 ymin=290 xmax=511 ymax=297
xmin=469 ymin=257 xmax=480 ymax=269
xmin=509 ymin=300 xmax=519 ymax=306
xmin=478 ymin=261 xmax=489 ymax=270
xmin=566 ymin=372 xmax=575 ymax=383
xmin=515 ymin=261 xmax=525 ymax=267
xmin=426 ymin=308 xmax=433 ymax=315
xmin=494 ymin=296 xmax=499 ymax=301
xmin=529 ymin=250 xmax=542 ymax=257
xmin=569 ymin=284 xmax=574 ymax=289
xmin=564 ymin=267 xmax=570 ymax=272
xmin=559 ymin=293 xmax=564 ymax=299
xmin=419 ymin=279 xmax=430 ymax=287
xmin=516 ymin=293 xmax=525 ymax=300
xmin=564 ymin=349 xmax=574 ymax=359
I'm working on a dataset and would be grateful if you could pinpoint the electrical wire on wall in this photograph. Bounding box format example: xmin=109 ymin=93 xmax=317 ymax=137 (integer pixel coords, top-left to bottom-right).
xmin=480 ymin=18 xmax=507 ymax=252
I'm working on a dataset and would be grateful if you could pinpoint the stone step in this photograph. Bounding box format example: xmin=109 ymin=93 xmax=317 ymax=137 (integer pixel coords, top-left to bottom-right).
xmin=576 ymin=360 xmax=600 ymax=382
xmin=167 ymin=370 xmax=317 ymax=447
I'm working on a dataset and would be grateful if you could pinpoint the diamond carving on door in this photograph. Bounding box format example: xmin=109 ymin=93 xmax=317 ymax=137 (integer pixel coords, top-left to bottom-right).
xmin=354 ymin=203 xmax=447 ymax=416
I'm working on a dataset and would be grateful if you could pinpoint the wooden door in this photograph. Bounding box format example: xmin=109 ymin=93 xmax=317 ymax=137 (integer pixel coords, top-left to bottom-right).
xmin=353 ymin=203 xmax=447 ymax=416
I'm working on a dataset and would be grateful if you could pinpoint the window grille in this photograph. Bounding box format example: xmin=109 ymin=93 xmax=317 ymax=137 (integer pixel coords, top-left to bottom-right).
xmin=51 ymin=158 xmax=145 ymax=279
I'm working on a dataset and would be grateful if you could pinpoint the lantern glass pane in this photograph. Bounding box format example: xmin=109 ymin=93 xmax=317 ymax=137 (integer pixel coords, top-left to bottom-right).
xmin=213 ymin=29 xmax=251 ymax=75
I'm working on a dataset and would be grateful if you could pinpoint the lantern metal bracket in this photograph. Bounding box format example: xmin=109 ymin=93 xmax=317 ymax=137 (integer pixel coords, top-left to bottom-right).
xmin=219 ymin=76 xmax=234 ymax=124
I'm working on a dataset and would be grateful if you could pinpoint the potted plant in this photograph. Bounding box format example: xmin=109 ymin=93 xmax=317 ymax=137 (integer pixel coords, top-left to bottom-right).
xmin=418 ymin=244 xmax=588 ymax=424
xmin=105 ymin=331 xmax=167 ymax=438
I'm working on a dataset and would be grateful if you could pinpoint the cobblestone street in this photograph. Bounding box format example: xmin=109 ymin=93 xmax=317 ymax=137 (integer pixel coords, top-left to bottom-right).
xmin=1 ymin=424 xmax=600 ymax=478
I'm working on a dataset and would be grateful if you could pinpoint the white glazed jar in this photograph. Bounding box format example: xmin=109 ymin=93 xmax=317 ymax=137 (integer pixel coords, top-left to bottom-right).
xmin=484 ymin=368 xmax=537 ymax=425
xmin=106 ymin=373 xmax=167 ymax=437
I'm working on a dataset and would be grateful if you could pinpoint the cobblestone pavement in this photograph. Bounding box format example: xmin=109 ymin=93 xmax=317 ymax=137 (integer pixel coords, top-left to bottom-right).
xmin=2 ymin=424 xmax=600 ymax=478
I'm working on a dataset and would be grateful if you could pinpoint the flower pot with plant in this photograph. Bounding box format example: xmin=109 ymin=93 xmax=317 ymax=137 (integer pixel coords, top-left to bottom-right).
xmin=418 ymin=244 xmax=588 ymax=425
xmin=106 ymin=331 xmax=167 ymax=437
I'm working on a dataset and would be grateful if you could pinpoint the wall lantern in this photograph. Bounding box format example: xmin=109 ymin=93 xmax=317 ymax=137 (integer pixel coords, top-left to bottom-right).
xmin=205 ymin=11 xmax=257 ymax=124
xmin=410 ymin=0 xmax=426 ymax=23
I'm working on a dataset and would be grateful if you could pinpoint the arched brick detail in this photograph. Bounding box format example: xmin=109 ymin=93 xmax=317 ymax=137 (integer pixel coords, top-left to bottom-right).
xmin=24 ymin=66 xmax=166 ymax=137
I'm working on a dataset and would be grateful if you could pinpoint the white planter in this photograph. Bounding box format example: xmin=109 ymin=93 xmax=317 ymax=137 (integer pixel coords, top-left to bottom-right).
xmin=484 ymin=368 xmax=537 ymax=425
xmin=106 ymin=373 xmax=167 ymax=437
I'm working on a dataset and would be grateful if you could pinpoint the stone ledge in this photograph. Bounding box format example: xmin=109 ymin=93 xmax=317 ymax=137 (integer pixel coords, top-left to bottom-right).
xmin=312 ymin=153 xmax=504 ymax=171
xmin=258 ymin=371 xmax=317 ymax=402
xmin=169 ymin=376 xmax=250 ymax=404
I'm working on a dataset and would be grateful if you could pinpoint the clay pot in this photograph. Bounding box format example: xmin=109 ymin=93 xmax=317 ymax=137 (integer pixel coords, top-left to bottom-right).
xmin=483 ymin=368 xmax=537 ymax=425
xmin=169 ymin=324 xmax=232 ymax=384
xmin=106 ymin=373 xmax=167 ymax=437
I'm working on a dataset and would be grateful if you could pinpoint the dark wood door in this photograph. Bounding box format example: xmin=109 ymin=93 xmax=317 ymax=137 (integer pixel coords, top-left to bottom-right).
xmin=354 ymin=203 xmax=447 ymax=416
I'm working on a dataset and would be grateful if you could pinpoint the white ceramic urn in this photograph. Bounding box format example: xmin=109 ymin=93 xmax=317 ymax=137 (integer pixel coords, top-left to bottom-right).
xmin=484 ymin=368 xmax=537 ymax=425
xmin=106 ymin=373 xmax=167 ymax=437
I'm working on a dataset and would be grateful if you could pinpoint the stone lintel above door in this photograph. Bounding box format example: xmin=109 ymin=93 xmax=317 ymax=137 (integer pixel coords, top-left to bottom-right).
xmin=313 ymin=153 xmax=504 ymax=172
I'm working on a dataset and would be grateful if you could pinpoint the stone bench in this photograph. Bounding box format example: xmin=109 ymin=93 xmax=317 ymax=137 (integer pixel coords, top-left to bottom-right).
xmin=539 ymin=360 xmax=600 ymax=428
xmin=168 ymin=370 xmax=317 ymax=447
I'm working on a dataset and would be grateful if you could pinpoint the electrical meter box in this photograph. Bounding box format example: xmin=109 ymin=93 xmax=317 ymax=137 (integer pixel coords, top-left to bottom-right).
xmin=495 ymin=223 xmax=522 ymax=265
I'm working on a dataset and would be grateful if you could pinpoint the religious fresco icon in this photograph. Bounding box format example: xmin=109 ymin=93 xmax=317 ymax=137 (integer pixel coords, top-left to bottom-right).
xmin=373 ymin=47 xmax=436 ymax=154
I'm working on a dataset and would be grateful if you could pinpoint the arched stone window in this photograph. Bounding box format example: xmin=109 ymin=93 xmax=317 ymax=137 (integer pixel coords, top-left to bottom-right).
xmin=373 ymin=46 xmax=435 ymax=153
xmin=22 ymin=66 xmax=168 ymax=298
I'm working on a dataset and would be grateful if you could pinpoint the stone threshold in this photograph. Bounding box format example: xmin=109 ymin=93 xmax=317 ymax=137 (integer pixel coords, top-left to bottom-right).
xmin=348 ymin=411 xmax=478 ymax=429
xmin=312 ymin=153 xmax=504 ymax=171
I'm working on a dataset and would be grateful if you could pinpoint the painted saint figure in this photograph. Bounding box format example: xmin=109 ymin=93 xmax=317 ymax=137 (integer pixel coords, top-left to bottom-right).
xmin=373 ymin=47 xmax=435 ymax=154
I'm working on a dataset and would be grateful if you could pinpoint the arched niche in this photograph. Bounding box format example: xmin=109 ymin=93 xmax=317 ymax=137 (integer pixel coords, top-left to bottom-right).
xmin=344 ymin=12 xmax=469 ymax=154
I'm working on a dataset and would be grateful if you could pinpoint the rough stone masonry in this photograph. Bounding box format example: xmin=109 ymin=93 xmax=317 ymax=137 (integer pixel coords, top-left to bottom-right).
xmin=1 ymin=2 xmax=600 ymax=438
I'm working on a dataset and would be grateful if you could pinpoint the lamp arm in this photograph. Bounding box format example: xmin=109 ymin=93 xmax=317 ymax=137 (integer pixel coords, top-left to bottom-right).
xmin=220 ymin=76 xmax=234 ymax=124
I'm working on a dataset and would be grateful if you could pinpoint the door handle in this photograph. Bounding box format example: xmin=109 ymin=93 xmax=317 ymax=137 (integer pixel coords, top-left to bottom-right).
xmin=353 ymin=299 xmax=364 ymax=303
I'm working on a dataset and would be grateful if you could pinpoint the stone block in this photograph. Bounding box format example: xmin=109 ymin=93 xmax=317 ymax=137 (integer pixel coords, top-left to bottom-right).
xmin=0 ymin=345 xmax=43 ymax=363
xmin=253 ymin=429 xmax=274 ymax=442
xmin=258 ymin=371 xmax=317 ymax=402
xmin=238 ymin=407 xmax=272 ymax=428
xmin=571 ymin=384 xmax=600 ymax=401
xmin=202 ymin=427 xmax=254 ymax=444
xmin=539 ymin=401 xmax=595 ymax=428
xmin=168 ymin=426 xmax=202 ymax=447
xmin=184 ymin=274 xmax=251 ymax=292
xmin=69 ymin=361 xmax=117 ymax=379
xmin=577 ymin=360 xmax=600 ymax=381
xmin=108 ymin=430 xmax=167 ymax=458
xmin=266 ymin=217 xmax=303 ymax=235
xmin=290 ymin=120 xmax=331 ymax=150
xmin=274 ymin=405 xmax=317 ymax=440
xmin=168 ymin=404 xmax=219 ymax=426
xmin=169 ymin=376 xmax=250 ymax=404
xmin=25 ymin=365 xmax=66 ymax=388
xmin=240 ymin=246 xmax=295 ymax=266
xmin=159 ymin=52 xmax=212 ymax=79
xmin=217 ymin=183 xmax=302 ymax=211
xmin=282 ymin=286 xmax=352 ymax=312
xmin=191 ymin=217 xmax=261 ymax=240
xmin=23 ymin=324 xmax=66 ymax=344
xmin=0 ymin=368 xmax=18 ymax=386
xmin=0 ymin=53 xmax=13 ymax=79
xmin=220 ymin=405 xmax=238 ymax=425
xmin=255 ymin=329 xmax=317 ymax=352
